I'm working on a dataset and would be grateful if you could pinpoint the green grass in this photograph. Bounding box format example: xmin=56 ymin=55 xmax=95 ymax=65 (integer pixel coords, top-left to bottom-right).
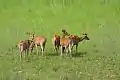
xmin=0 ymin=0 xmax=120 ymax=80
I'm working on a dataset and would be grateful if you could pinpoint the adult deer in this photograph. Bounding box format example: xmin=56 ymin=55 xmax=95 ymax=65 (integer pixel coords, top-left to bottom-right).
xmin=60 ymin=33 xmax=90 ymax=56
xmin=52 ymin=33 xmax=60 ymax=53
xmin=68 ymin=33 xmax=90 ymax=53
xmin=52 ymin=29 xmax=70 ymax=54
xmin=26 ymin=32 xmax=47 ymax=56
xmin=17 ymin=39 xmax=33 ymax=61
xmin=60 ymin=37 xmax=72 ymax=56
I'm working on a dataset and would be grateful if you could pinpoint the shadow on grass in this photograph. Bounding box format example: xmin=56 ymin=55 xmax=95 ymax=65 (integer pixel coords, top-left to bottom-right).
xmin=72 ymin=52 xmax=87 ymax=57
xmin=46 ymin=52 xmax=87 ymax=57
xmin=46 ymin=52 xmax=59 ymax=56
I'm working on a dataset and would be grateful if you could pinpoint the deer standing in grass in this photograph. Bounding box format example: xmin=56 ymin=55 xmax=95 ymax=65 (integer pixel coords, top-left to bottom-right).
xmin=60 ymin=37 xmax=73 ymax=56
xmin=52 ymin=29 xmax=70 ymax=54
xmin=69 ymin=33 xmax=90 ymax=53
xmin=52 ymin=33 xmax=60 ymax=53
xmin=60 ymin=33 xmax=90 ymax=56
xmin=17 ymin=40 xmax=32 ymax=61
xmin=26 ymin=32 xmax=47 ymax=56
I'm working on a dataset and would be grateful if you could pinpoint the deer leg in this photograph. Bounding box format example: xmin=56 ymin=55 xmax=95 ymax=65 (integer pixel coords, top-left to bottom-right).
xmin=53 ymin=42 xmax=57 ymax=53
xmin=54 ymin=45 xmax=57 ymax=53
xmin=53 ymin=44 xmax=56 ymax=52
xmin=42 ymin=42 xmax=46 ymax=56
xmin=30 ymin=48 xmax=33 ymax=53
xmin=55 ymin=45 xmax=57 ymax=52
xmin=24 ymin=50 xmax=28 ymax=60
xmin=20 ymin=51 xmax=22 ymax=62
xmin=19 ymin=47 xmax=23 ymax=61
xmin=29 ymin=45 xmax=33 ymax=54
xmin=56 ymin=45 xmax=60 ymax=54
xmin=26 ymin=49 xmax=29 ymax=58
xmin=35 ymin=44 xmax=39 ymax=55
xmin=66 ymin=49 xmax=69 ymax=55
xmin=76 ymin=44 xmax=78 ymax=53
xmin=60 ymin=46 xmax=63 ymax=56
xmin=41 ymin=45 xmax=44 ymax=56
xmin=62 ymin=47 xmax=65 ymax=53
xmin=69 ymin=45 xmax=72 ymax=56
xmin=24 ymin=50 xmax=26 ymax=58
xmin=43 ymin=43 xmax=46 ymax=52
xmin=65 ymin=46 xmax=68 ymax=55
xmin=26 ymin=49 xmax=29 ymax=56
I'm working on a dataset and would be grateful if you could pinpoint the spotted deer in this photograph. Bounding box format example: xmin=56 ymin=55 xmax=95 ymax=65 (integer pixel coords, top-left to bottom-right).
xmin=60 ymin=33 xmax=90 ymax=56
xmin=26 ymin=32 xmax=47 ymax=56
xmin=69 ymin=33 xmax=90 ymax=53
xmin=17 ymin=39 xmax=33 ymax=61
xmin=52 ymin=33 xmax=60 ymax=53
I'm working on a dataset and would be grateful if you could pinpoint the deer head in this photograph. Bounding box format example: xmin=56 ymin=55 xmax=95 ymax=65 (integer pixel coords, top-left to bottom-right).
xmin=82 ymin=33 xmax=90 ymax=40
xmin=26 ymin=32 xmax=35 ymax=40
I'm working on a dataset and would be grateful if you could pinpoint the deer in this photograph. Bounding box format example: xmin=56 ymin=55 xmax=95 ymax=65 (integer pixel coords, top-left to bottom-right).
xmin=26 ymin=32 xmax=47 ymax=56
xmin=69 ymin=33 xmax=90 ymax=53
xmin=60 ymin=33 xmax=90 ymax=56
xmin=61 ymin=29 xmax=70 ymax=38
xmin=61 ymin=29 xmax=90 ymax=53
xmin=60 ymin=37 xmax=73 ymax=56
xmin=17 ymin=39 xmax=33 ymax=61
xmin=52 ymin=33 xmax=61 ymax=53
xmin=51 ymin=29 xmax=70 ymax=54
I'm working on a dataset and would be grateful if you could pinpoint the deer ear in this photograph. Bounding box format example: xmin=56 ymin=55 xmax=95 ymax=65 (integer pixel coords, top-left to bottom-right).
xmin=84 ymin=33 xmax=87 ymax=35
xmin=30 ymin=32 xmax=35 ymax=35
xmin=32 ymin=32 xmax=36 ymax=36
xmin=33 ymin=32 xmax=35 ymax=34
xmin=81 ymin=33 xmax=85 ymax=35
xmin=82 ymin=33 xmax=87 ymax=35
xmin=25 ymin=32 xmax=30 ymax=35
xmin=62 ymin=29 xmax=66 ymax=32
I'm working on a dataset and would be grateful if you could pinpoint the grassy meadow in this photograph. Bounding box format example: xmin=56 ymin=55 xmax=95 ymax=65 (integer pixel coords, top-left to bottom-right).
xmin=0 ymin=0 xmax=120 ymax=80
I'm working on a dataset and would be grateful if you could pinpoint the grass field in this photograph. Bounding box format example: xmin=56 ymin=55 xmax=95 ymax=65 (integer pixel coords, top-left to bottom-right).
xmin=0 ymin=0 xmax=120 ymax=80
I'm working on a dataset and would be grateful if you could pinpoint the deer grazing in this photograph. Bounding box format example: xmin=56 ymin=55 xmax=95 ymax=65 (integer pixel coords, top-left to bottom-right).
xmin=60 ymin=33 xmax=90 ymax=56
xmin=26 ymin=32 xmax=47 ymax=56
xmin=17 ymin=39 xmax=33 ymax=61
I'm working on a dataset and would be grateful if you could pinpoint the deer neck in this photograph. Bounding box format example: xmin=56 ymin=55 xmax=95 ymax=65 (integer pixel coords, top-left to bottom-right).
xmin=79 ymin=36 xmax=85 ymax=42
xmin=29 ymin=35 xmax=35 ymax=41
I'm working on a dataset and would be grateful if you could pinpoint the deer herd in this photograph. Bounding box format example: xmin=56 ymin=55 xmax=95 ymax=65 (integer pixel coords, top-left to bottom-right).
xmin=17 ymin=29 xmax=90 ymax=61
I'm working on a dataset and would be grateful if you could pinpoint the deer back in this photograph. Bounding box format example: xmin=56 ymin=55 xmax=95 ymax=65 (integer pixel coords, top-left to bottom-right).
xmin=33 ymin=36 xmax=47 ymax=45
